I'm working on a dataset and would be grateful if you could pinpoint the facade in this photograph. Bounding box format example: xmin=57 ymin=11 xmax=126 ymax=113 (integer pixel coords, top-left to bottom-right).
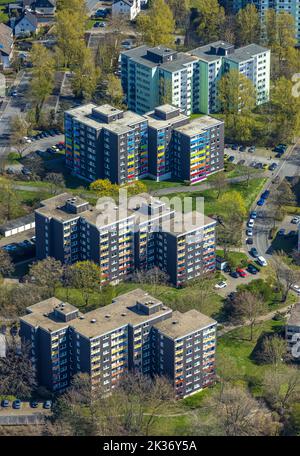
xmin=65 ymin=104 xmax=149 ymax=185
xmin=35 ymin=192 xmax=216 ymax=287
xmin=112 ymin=0 xmax=141 ymax=21
xmin=65 ymin=103 xmax=224 ymax=184
xmin=20 ymin=289 xmax=217 ymax=397
xmin=189 ymin=41 xmax=270 ymax=113
xmin=121 ymin=42 xmax=271 ymax=115
xmin=14 ymin=10 xmax=38 ymax=37
xmin=286 ymin=303 xmax=300 ymax=360
xmin=0 ymin=23 xmax=14 ymax=69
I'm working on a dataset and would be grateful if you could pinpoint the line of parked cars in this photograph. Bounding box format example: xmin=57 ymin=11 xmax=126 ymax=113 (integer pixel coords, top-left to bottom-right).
xmin=273 ymin=144 xmax=287 ymax=158
xmin=1 ymin=399 xmax=52 ymax=410
xmin=24 ymin=129 xmax=62 ymax=143
xmin=1 ymin=237 xmax=35 ymax=254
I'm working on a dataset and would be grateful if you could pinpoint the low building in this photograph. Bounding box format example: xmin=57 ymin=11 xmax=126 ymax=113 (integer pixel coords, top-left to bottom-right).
xmin=286 ymin=303 xmax=300 ymax=361
xmin=0 ymin=213 xmax=35 ymax=238
xmin=112 ymin=0 xmax=141 ymax=21
xmin=0 ymin=23 xmax=14 ymax=69
xmin=14 ymin=10 xmax=38 ymax=37
xmin=20 ymin=289 xmax=217 ymax=397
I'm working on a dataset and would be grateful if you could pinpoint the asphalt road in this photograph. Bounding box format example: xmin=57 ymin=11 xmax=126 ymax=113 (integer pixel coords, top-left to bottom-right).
xmin=249 ymin=142 xmax=300 ymax=260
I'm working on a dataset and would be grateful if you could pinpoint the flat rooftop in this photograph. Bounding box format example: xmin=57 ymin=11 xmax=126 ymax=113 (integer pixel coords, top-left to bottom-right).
xmin=65 ymin=103 xmax=145 ymax=134
xmin=21 ymin=290 xmax=173 ymax=338
xmin=287 ymin=303 xmax=300 ymax=327
xmin=144 ymin=106 xmax=189 ymax=130
xmin=161 ymin=211 xmax=216 ymax=236
xmin=223 ymin=44 xmax=269 ymax=63
xmin=174 ymin=115 xmax=223 ymax=137
xmin=155 ymin=309 xmax=216 ymax=339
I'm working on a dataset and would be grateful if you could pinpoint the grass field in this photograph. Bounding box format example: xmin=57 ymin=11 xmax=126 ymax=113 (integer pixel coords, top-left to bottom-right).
xmin=140 ymin=178 xmax=183 ymax=192
xmin=162 ymin=178 xmax=267 ymax=216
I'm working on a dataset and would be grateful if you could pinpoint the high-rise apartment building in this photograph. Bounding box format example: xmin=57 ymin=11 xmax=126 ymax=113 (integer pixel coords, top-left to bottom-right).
xmin=144 ymin=105 xmax=224 ymax=183
xmin=65 ymin=103 xmax=224 ymax=185
xmin=189 ymin=41 xmax=270 ymax=113
xmin=121 ymin=43 xmax=271 ymax=115
xmin=35 ymin=192 xmax=216 ymax=287
xmin=65 ymin=104 xmax=149 ymax=185
xmin=20 ymin=289 xmax=217 ymax=397
xmin=120 ymin=45 xmax=199 ymax=115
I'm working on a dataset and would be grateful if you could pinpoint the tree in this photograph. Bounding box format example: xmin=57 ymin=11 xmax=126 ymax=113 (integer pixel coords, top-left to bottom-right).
xmin=67 ymin=261 xmax=101 ymax=307
xmin=0 ymin=250 xmax=14 ymax=277
xmin=106 ymin=74 xmax=124 ymax=109
xmin=30 ymin=44 xmax=55 ymax=125
xmin=192 ymin=0 xmax=225 ymax=43
xmin=72 ymin=47 xmax=100 ymax=100
xmin=218 ymin=69 xmax=256 ymax=116
xmin=236 ymin=4 xmax=260 ymax=46
xmin=90 ymin=179 xmax=119 ymax=198
xmin=195 ymin=384 xmax=280 ymax=436
xmin=45 ymin=173 xmax=66 ymax=195
xmin=262 ymin=366 xmax=300 ymax=415
xmin=270 ymin=77 xmax=300 ymax=143
xmin=166 ymin=0 xmax=190 ymax=28
xmin=270 ymin=251 xmax=300 ymax=302
xmin=29 ymin=258 xmax=63 ymax=296
xmin=233 ymin=291 xmax=267 ymax=340
xmin=10 ymin=115 xmax=30 ymax=159
xmin=0 ymin=179 xmax=21 ymax=221
xmin=258 ymin=334 xmax=287 ymax=366
xmin=209 ymin=171 xmax=227 ymax=198
xmin=0 ymin=338 xmax=36 ymax=398
xmin=136 ymin=0 xmax=175 ymax=47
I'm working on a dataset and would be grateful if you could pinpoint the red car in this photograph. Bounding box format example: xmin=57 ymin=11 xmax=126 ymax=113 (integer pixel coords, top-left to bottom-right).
xmin=236 ymin=268 xmax=247 ymax=277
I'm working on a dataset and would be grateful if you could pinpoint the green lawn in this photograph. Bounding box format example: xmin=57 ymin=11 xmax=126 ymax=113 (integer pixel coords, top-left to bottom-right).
xmin=217 ymin=319 xmax=285 ymax=395
xmin=216 ymin=249 xmax=248 ymax=267
xmin=162 ymin=177 xmax=267 ymax=216
xmin=56 ymin=280 xmax=224 ymax=319
xmin=140 ymin=178 xmax=184 ymax=192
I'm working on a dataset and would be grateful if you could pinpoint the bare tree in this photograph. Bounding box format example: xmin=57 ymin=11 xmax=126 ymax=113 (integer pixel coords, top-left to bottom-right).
xmin=263 ymin=367 xmax=300 ymax=415
xmin=234 ymin=291 xmax=267 ymax=340
xmin=0 ymin=338 xmax=36 ymax=398
xmin=45 ymin=173 xmax=66 ymax=195
xmin=209 ymin=171 xmax=228 ymax=198
xmin=271 ymin=251 xmax=300 ymax=302
xmin=10 ymin=115 xmax=30 ymax=159
xmin=0 ymin=250 xmax=14 ymax=277
xmin=29 ymin=258 xmax=63 ymax=296
xmin=257 ymin=334 xmax=288 ymax=366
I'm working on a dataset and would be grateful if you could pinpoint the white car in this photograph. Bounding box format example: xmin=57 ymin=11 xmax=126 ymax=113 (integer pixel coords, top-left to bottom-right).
xmin=291 ymin=284 xmax=300 ymax=295
xmin=291 ymin=216 xmax=300 ymax=224
xmin=214 ymin=281 xmax=227 ymax=289
xmin=247 ymin=218 xmax=255 ymax=228
xmin=246 ymin=228 xmax=253 ymax=236
xmin=257 ymin=256 xmax=268 ymax=266
xmin=23 ymin=136 xmax=32 ymax=143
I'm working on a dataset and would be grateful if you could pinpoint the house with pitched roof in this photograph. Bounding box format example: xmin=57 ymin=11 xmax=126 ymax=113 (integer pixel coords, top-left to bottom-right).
xmin=14 ymin=9 xmax=38 ymax=37
xmin=0 ymin=23 xmax=14 ymax=69
xmin=112 ymin=0 xmax=141 ymax=21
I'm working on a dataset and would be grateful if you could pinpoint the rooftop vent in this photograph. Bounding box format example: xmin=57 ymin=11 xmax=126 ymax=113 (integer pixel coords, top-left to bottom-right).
xmin=79 ymin=316 xmax=85 ymax=320
xmin=172 ymin=321 xmax=179 ymax=325
xmin=91 ymin=319 xmax=97 ymax=323
xmin=105 ymin=315 xmax=111 ymax=319
xmin=121 ymin=313 xmax=127 ymax=316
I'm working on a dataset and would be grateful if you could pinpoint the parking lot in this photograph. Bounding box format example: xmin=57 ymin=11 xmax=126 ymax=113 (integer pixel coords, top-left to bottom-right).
xmin=224 ymin=145 xmax=282 ymax=172
xmin=0 ymin=230 xmax=36 ymax=264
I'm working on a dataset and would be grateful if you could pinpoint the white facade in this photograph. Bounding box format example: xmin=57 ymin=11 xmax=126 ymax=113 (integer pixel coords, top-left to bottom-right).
xmin=112 ymin=0 xmax=141 ymax=21
xmin=236 ymin=50 xmax=270 ymax=105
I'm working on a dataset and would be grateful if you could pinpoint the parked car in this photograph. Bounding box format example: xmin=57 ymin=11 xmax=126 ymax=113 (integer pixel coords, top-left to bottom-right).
xmin=30 ymin=400 xmax=39 ymax=408
xmin=262 ymin=163 xmax=269 ymax=170
xmin=228 ymin=156 xmax=235 ymax=162
xmin=239 ymin=145 xmax=246 ymax=152
xmin=99 ymin=22 xmax=106 ymax=27
xmin=291 ymin=284 xmax=300 ymax=295
xmin=236 ymin=268 xmax=247 ymax=277
xmin=278 ymin=228 xmax=285 ymax=236
xmin=269 ymin=163 xmax=278 ymax=171
xmin=247 ymin=218 xmax=255 ymax=228
xmin=247 ymin=264 xmax=258 ymax=274
xmin=261 ymin=190 xmax=270 ymax=199
xmin=31 ymin=236 xmax=36 ymax=243
xmin=214 ymin=281 xmax=227 ymax=289
xmin=250 ymin=211 xmax=257 ymax=219
xmin=246 ymin=228 xmax=253 ymax=236
xmin=237 ymin=159 xmax=245 ymax=165
xmin=43 ymin=400 xmax=52 ymax=409
xmin=230 ymin=271 xmax=239 ymax=278
xmin=1 ymin=399 xmax=10 ymax=408
xmin=250 ymin=161 xmax=257 ymax=167
xmin=257 ymin=198 xmax=265 ymax=206
xmin=288 ymin=230 xmax=297 ymax=237
xmin=248 ymin=146 xmax=256 ymax=153
xmin=291 ymin=216 xmax=300 ymax=224
xmin=257 ymin=256 xmax=268 ymax=266
xmin=250 ymin=247 xmax=259 ymax=258
xmin=255 ymin=162 xmax=263 ymax=169
xmin=12 ymin=399 xmax=21 ymax=409
xmin=232 ymin=144 xmax=238 ymax=150
xmin=246 ymin=237 xmax=253 ymax=245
